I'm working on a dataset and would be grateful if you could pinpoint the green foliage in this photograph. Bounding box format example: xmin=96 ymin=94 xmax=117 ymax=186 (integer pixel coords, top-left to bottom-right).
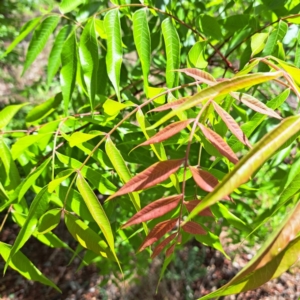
xmin=1 ymin=0 xmax=300 ymax=298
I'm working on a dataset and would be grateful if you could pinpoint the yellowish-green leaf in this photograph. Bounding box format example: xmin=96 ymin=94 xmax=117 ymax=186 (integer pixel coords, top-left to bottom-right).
xmin=0 ymin=103 xmax=28 ymax=129
xmin=69 ymin=131 xmax=104 ymax=148
xmin=251 ymin=33 xmax=268 ymax=57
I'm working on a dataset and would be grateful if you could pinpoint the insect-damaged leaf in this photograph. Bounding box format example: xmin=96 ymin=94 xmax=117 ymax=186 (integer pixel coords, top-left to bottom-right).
xmin=199 ymin=123 xmax=238 ymax=164
xmin=212 ymin=101 xmax=251 ymax=148
xmin=108 ymin=159 xmax=184 ymax=200
xmin=231 ymin=92 xmax=282 ymax=119
xmin=134 ymin=119 xmax=194 ymax=149
xmin=182 ymin=221 xmax=206 ymax=235
xmin=151 ymin=232 xmax=178 ymax=258
xmin=122 ymin=194 xmax=182 ymax=228
xmin=139 ymin=218 xmax=178 ymax=252
xmin=183 ymin=200 xmax=213 ymax=217
xmin=176 ymin=68 xmax=216 ymax=85
xmin=186 ymin=115 xmax=300 ymax=221
xmin=199 ymin=201 xmax=300 ymax=299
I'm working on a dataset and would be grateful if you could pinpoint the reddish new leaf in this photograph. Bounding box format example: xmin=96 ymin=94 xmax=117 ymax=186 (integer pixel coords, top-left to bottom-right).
xmin=151 ymin=232 xmax=177 ymax=258
xmin=148 ymin=97 xmax=189 ymax=113
xmin=176 ymin=68 xmax=216 ymax=85
xmin=135 ymin=119 xmax=194 ymax=148
xmin=122 ymin=195 xmax=182 ymax=228
xmin=199 ymin=123 xmax=239 ymax=164
xmin=231 ymin=92 xmax=282 ymax=119
xmin=182 ymin=221 xmax=206 ymax=235
xmin=212 ymin=101 xmax=252 ymax=148
xmin=184 ymin=200 xmax=213 ymax=217
xmin=166 ymin=243 xmax=176 ymax=257
xmin=139 ymin=218 xmax=178 ymax=252
xmin=108 ymin=159 xmax=184 ymax=200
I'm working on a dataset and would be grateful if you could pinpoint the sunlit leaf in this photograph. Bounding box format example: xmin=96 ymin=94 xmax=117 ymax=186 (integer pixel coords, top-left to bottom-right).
xmin=104 ymin=9 xmax=123 ymax=101
xmin=133 ymin=8 xmax=151 ymax=94
xmin=69 ymin=131 xmax=104 ymax=148
xmin=23 ymin=16 xmax=60 ymax=74
xmin=79 ymin=18 xmax=98 ymax=110
xmin=59 ymin=0 xmax=84 ymax=13
xmin=108 ymin=159 xmax=184 ymax=200
xmin=76 ymin=173 xmax=118 ymax=263
xmin=176 ymin=68 xmax=216 ymax=84
xmin=64 ymin=212 xmax=114 ymax=260
xmin=187 ymin=41 xmax=208 ymax=69
xmin=0 ymin=103 xmax=28 ymax=129
xmin=1 ymin=17 xmax=41 ymax=58
xmin=26 ymin=93 xmax=62 ymax=123
xmin=122 ymin=194 xmax=182 ymax=228
xmin=162 ymin=18 xmax=180 ymax=88
xmin=251 ymin=33 xmax=268 ymax=57
xmin=148 ymin=71 xmax=283 ymax=129
xmin=105 ymin=138 xmax=141 ymax=211
xmin=231 ymin=92 xmax=282 ymax=119
xmin=60 ymin=31 xmax=77 ymax=114
xmin=199 ymin=201 xmax=300 ymax=299
xmin=48 ymin=26 xmax=71 ymax=86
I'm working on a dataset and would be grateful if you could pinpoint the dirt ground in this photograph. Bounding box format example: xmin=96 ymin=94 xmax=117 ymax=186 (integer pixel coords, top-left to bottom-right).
xmin=1 ymin=221 xmax=300 ymax=300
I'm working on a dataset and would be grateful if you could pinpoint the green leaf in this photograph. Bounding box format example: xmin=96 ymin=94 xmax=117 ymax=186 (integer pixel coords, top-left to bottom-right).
xmin=105 ymin=138 xmax=141 ymax=211
xmin=187 ymin=115 xmax=300 ymax=221
xmin=1 ymin=16 xmax=41 ymax=58
xmin=104 ymin=9 xmax=123 ymax=101
xmin=0 ymin=138 xmax=21 ymax=191
xmin=187 ymin=41 xmax=207 ymax=69
xmin=48 ymin=26 xmax=71 ymax=86
xmin=64 ymin=212 xmax=114 ymax=260
xmin=0 ymin=242 xmax=61 ymax=292
xmin=59 ymin=0 xmax=85 ymax=14
xmin=262 ymin=20 xmax=288 ymax=56
xmin=149 ymin=71 xmax=283 ymax=129
xmin=12 ymin=158 xmax=51 ymax=202
xmin=0 ymin=103 xmax=28 ymax=129
xmin=76 ymin=174 xmax=119 ymax=264
xmin=162 ymin=18 xmax=181 ymax=88
xmin=5 ymin=186 xmax=50 ymax=273
xmin=48 ymin=169 xmax=74 ymax=193
xmin=133 ymin=8 xmax=151 ymax=95
xmin=26 ymin=93 xmax=63 ymax=123
xmin=198 ymin=14 xmax=222 ymax=40
xmin=251 ymin=33 xmax=268 ymax=57
xmin=56 ymin=152 xmax=116 ymax=194
xmin=199 ymin=201 xmax=300 ymax=299
xmin=11 ymin=133 xmax=52 ymax=160
xmin=36 ymin=208 xmax=61 ymax=234
xmin=60 ymin=31 xmax=77 ymax=114
xmin=69 ymin=131 xmax=104 ymax=148
xmin=23 ymin=16 xmax=60 ymax=75
xmin=79 ymin=19 xmax=98 ymax=110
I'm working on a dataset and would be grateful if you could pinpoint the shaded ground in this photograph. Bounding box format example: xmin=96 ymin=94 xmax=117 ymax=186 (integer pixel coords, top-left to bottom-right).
xmin=1 ymin=221 xmax=300 ymax=300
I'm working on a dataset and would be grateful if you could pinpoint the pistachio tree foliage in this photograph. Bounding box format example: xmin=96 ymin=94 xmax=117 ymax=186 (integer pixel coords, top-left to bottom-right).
xmin=1 ymin=0 xmax=300 ymax=297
